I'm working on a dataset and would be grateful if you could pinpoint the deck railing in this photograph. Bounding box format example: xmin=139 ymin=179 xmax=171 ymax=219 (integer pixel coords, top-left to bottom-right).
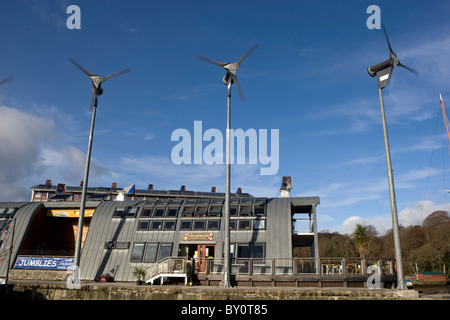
xmin=146 ymin=257 xmax=396 ymax=279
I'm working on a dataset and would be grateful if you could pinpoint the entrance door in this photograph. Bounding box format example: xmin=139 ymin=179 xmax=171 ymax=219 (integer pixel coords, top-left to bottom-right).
xmin=197 ymin=244 xmax=215 ymax=272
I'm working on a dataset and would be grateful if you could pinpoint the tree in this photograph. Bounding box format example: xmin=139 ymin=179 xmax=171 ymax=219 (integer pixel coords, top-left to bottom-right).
xmin=422 ymin=211 xmax=450 ymax=228
xmin=352 ymin=224 xmax=372 ymax=258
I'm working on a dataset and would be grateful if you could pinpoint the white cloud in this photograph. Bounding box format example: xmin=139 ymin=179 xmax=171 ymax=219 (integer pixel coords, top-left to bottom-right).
xmin=398 ymin=200 xmax=450 ymax=227
xmin=340 ymin=200 xmax=450 ymax=236
xmin=0 ymin=106 xmax=54 ymax=200
xmin=0 ymin=105 xmax=113 ymax=200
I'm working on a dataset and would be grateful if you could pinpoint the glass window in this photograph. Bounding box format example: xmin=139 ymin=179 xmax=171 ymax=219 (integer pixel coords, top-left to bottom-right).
xmin=193 ymin=220 xmax=205 ymax=230
xmin=180 ymin=220 xmax=192 ymax=230
xmin=229 ymin=220 xmax=236 ymax=230
xmin=252 ymin=243 xmax=265 ymax=258
xmin=104 ymin=241 xmax=114 ymax=249
xmin=253 ymin=219 xmax=266 ymax=230
xmin=113 ymin=208 xmax=125 ymax=218
xmin=153 ymin=208 xmax=165 ymax=217
xmin=0 ymin=220 xmax=8 ymax=231
xmin=209 ymin=206 xmax=221 ymax=216
xmin=137 ymin=220 xmax=149 ymax=231
xmin=230 ymin=207 xmax=238 ymax=216
xmin=207 ymin=220 xmax=220 ymax=230
xmin=3 ymin=208 xmax=17 ymax=219
xmin=141 ymin=207 xmax=153 ymax=217
xmin=237 ymin=244 xmax=250 ymax=258
xmin=164 ymin=220 xmax=176 ymax=230
xmin=115 ymin=242 xmax=130 ymax=249
xmin=166 ymin=208 xmax=178 ymax=217
xmin=182 ymin=206 xmax=194 ymax=217
xmin=157 ymin=243 xmax=172 ymax=261
xmin=151 ymin=221 xmax=162 ymax=230
xmin=239 ymin=206 xmax=252 ymax=216
xmin=130 ymin=243 xmax=145 ymax=261
xmin=125 ymin=207 xmax=138 ymax=217
xmin=195 ymin=206 xmax=208 ymax=217
xmin=238 ymin=220 xmax=251 ymax=230
xmin=254 ymin=206 xmax=265 ymax=216
xmin=143 ymin=243 xmax=158 ymax=263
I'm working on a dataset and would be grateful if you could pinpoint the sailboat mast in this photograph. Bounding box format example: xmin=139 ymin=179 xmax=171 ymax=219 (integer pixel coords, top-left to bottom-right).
xmin=440 ymin=94 xmax=450 ymax=146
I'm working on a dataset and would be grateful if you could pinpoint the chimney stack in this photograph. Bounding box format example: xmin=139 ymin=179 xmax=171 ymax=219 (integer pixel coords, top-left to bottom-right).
xmin=279 ymin=176 xmax=292 ymax=197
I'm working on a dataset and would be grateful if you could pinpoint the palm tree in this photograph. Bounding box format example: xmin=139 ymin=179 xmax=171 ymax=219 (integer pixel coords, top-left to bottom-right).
xmin=352 ymin=224 xmax=372 ymax=258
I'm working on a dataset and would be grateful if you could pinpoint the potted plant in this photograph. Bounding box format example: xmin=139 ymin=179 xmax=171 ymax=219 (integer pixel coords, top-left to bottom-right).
xmin=133 ymin=267 xmax=146 ymax=285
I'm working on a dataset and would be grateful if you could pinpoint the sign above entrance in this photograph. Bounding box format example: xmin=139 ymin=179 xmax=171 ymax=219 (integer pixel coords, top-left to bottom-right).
xmin=47 ymin=208 xmax=94 ymax=217
xmin=183 ymin=232 xmax=213 ymax=242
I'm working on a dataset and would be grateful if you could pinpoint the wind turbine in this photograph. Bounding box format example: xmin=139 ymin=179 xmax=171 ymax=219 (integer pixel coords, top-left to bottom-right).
xmin=69 ymin=58 xmax=130 ymax=283
xmin=197 ymin=44 xmax=258 ymax=287
xmin=367 ymin=25 xmax=418 ymax=290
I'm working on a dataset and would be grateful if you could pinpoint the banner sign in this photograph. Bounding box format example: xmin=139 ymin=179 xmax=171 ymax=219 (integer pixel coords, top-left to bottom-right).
xmin=183 ymin=232 xmax=213 ymax=242
xmin=14 ymin=257 xmax=74 ymax=270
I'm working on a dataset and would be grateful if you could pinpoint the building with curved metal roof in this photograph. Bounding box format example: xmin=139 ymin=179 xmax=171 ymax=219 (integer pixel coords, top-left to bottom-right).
xmin=1 ymin=179 xmax=320 ymax=284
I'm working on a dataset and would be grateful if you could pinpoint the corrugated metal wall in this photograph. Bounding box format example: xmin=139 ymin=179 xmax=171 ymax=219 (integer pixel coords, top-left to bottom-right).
xmin=0 ymin=202 xmax=44 ymax=278
xmin=78 ymin=196 xmax=317 ymax=282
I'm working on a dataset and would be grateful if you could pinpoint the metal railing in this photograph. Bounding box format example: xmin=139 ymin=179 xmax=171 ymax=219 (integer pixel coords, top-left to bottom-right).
xmin=145 ymin=257 xmax=396 ymax=279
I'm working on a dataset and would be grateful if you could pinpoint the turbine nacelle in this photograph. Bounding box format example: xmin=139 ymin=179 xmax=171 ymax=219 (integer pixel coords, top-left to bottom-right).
xmin=197 ymin=44 xmax=258 ymax=100
xmin=367 ymin=25 xmax=418 ymax=89
xmin=69 ymin=58 xmax=130 ymax=109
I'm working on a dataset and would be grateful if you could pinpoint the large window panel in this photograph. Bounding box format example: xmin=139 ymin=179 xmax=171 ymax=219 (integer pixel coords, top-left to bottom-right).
xmin=158 ymin=243 xmax=172 ymax=261
xmin=143 ymin=243 xmax=158 ymax=263
xmin=130 ymin=243 xmax=145 ymax=262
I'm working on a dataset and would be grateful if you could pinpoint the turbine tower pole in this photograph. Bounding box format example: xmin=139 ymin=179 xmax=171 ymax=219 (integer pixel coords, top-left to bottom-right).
xmin=378 ymin=88 xmax=406 ymax=290
xmin=73 ymin=95 xmax=98 ymax=281
xmin=223 ymin=81 xmax=232 ymax=288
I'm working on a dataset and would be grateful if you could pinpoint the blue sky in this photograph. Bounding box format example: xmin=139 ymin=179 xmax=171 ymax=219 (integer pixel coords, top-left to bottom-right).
xmin=1 ymin=0 xmax=450 ymax=234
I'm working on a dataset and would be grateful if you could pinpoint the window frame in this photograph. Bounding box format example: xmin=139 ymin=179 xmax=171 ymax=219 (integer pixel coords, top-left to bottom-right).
xmin=193 ymin=220 xmax=206 ymax=230
xmin=130 ymin=243 xmax=145 ymax=262
xmin=238 ymin=220 xmax=251 ymax=230
xmin=112 ymin=207 xmax=125 ymax=218
xmin=253 ymin=219 xmax=266 ymax=230
xmin=137 ymin=220 xmax=150 ymax=231
xmin=163 ymin=220 xmax=176 ymax=231
xmin=143 ymin=243 xmax=158 ymax=263
xmin=141 ymin=207 xmax=153 ymax=217
xmin=180 ymin=220 xmax=192 ymax=230
xmin=207 ymin=219 xmax=220 ymax=230
xmin=150 ymin=220 xmax=163 ymax=231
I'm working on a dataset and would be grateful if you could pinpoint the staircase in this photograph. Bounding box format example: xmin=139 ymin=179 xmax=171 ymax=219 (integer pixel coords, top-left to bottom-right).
xmin=144 ymin=257 xmax=189 ymax=285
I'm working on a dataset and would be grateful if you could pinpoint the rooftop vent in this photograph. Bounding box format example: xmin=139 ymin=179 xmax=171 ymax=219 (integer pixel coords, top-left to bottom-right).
xmin=279 ymin=176 xmax=292 ymax=198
